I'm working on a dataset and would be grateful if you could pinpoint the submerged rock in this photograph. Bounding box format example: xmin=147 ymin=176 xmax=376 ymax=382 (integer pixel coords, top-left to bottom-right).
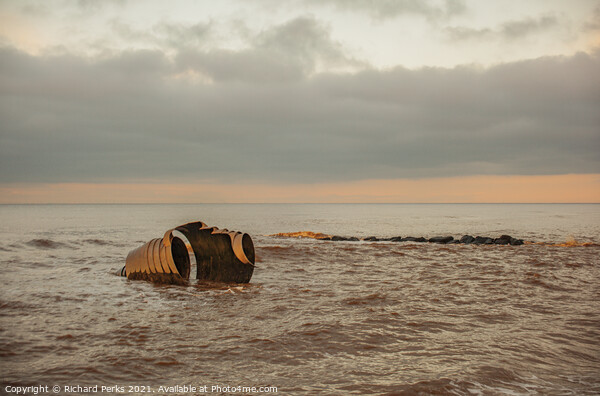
xmin=402 ymin=236 xmax=428 ymax=242
xmin=429 ymin=236 xmax=454 ymax=244
xmin=331 ymin=235 xmax=348 ymax=241
xmin=330 ymin=236 xmax=359 ymax=242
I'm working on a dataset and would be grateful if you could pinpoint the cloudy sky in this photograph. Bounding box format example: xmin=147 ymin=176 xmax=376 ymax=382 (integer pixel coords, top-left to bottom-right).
xmin=0 ymin=0 xmax=599 ymax=203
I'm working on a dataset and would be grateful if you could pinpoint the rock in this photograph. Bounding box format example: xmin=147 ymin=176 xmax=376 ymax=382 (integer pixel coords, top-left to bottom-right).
xmin=330 ymin=236 xmax=359 ymax=242
xmin=331 ymin=235 xmax=348 ymax=241
xmin=494 ymin=235 xmax=512 ymax=244
xmin=292 ymin=232 xmax=526 ymax=246
xmin=460 ymin=235 xmax=475 ymax=244
xmin=473 ymin=236 xmax=488 ymax=244
xmin=401 ymin=236 xmax=427 ymax=242
xmin=429 ymin=236 xmax=454 ymax=244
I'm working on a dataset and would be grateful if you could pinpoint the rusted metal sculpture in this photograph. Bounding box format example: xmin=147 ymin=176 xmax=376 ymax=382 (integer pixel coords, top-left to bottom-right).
xmin=121 ymin=221 xmax=255 ymax=284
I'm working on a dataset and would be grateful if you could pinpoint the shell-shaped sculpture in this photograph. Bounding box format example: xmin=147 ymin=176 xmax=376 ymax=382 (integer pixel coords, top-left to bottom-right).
xmin=122 ymin=221 xmax=255 ymax=284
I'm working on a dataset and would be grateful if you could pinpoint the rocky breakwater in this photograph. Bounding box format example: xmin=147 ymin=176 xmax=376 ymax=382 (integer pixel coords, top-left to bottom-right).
xmin=274 ymin=233 xmax=526 ymax=245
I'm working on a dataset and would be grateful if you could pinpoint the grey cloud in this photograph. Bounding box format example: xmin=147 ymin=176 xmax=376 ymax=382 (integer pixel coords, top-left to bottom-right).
xmin=444 ymin=26 xmax=492 ymax=41
xmin=501 ymin=15 xmax=558 ymax=39
xmin=110 ymin=20 xmax=213 ymax=50
xmin=303 ymin=0 xmax=466 ymax=20
xmin=76 ymin=0 xmax=126 ymax=10
xmin=0 ymin=46 xmax=598 ymax=185
xmin=446 ymin=14 xmax=559 ymax=41
xmin=19 ymin=2 xmax=51 ymax=17
xmin=97 ymin=49 xmax=172 ymax=77
xmin=584 ymin=5 xmax=600 ymax=31
xmin=175 ymin=17 xmax=364 ymax=82
xmin=175 ymin=48 xmax=307 ymax=83
xmin=156 ymin=22 xmax=213 ymax=48
xmin=256 ymin=17 xmax=351 ymax=68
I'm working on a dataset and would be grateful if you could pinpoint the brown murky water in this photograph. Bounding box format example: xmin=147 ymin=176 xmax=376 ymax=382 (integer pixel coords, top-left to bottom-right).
xmin=1 ymin=204 xmax=599 ymax=395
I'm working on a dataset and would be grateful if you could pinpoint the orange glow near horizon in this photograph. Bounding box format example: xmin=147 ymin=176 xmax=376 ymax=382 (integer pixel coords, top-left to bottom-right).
xmin=0 ymin=174 xmax=598 ymax=204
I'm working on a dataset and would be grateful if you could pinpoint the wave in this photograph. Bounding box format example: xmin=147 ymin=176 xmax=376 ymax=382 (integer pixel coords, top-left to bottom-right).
xmin=533 ymin=238 xmax=599 ymax=247
xmin=25 ymin=239 xmax=67 ymax=249
xmin=343 ymin=291 xmax=387 ymax=306
xmin=21 ymin=238 xmax=124 ymax=250
xmin=0 ymin=300 xmax=37 ymax=311
xmin=259 ymin=245 xmax=298 ymax=252
xmin=82 ymin=238 xmax=111 ymax=246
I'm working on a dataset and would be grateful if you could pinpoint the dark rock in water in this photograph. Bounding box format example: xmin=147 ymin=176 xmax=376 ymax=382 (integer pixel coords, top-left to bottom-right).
xmin=317 ymin=233 xmax=524 ymax=245
xmin=460 ymin=235 xmax=475 ymax=244
xmin=402 ymin=236 xmax=427 ymax=242
xmin=316 ymin=233 xmax=526 ymax=245
xmin=494 ymin=235 xmax=512 ymax=245
xmin=473 ymin=236 xmax=488 ymax=244
xmin=331 ymin=235 xmax=348 ymax=241
xmin=330 ymin=236 xmax=358 ymax=242
xmin=429 ymin=236 xmax=454 ymax=244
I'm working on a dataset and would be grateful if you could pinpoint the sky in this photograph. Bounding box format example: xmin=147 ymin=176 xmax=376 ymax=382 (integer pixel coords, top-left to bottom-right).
xmin=0 ymin=0 xmax=599 ymax=203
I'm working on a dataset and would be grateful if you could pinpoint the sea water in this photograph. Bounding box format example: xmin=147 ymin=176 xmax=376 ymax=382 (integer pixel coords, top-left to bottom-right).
xmin=0 ymin=204 xmax=599 ymax=395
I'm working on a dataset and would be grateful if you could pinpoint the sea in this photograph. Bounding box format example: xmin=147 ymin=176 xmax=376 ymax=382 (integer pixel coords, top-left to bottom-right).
xmin=0 ymin=203 xmax=598 ymax=395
